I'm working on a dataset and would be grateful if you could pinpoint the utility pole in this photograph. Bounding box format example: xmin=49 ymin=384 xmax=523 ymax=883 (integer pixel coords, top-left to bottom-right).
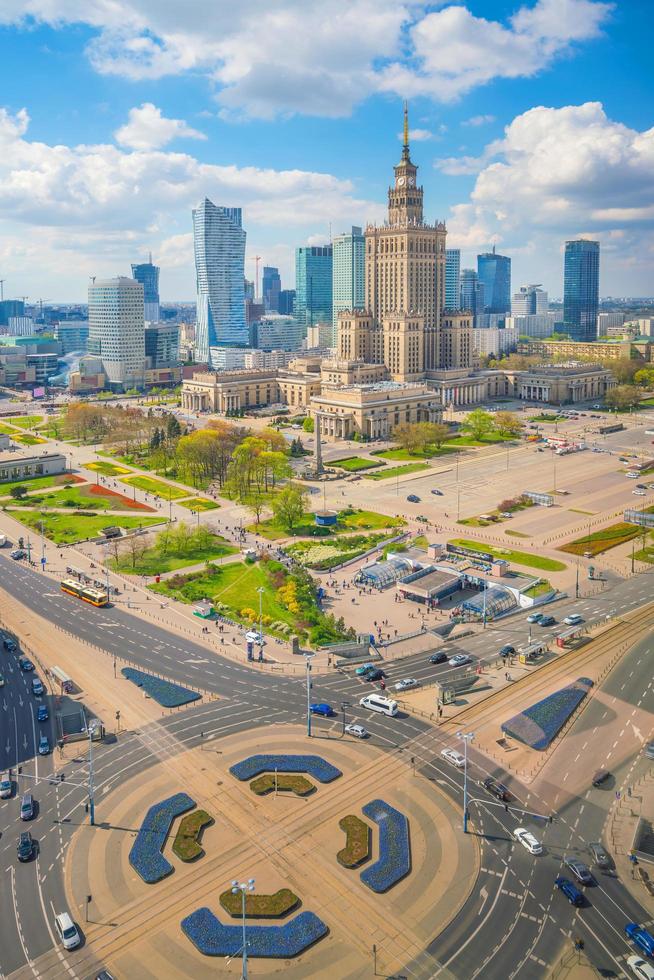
xmin=457 ymin=731 xmax=474 ymax=833
xmin=304 ymin=653 xmax=315 ymax=736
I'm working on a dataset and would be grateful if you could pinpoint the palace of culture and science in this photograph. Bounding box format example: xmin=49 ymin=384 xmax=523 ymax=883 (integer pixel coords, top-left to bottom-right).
xmin=182 ymin=108 xmax=615 ymax=438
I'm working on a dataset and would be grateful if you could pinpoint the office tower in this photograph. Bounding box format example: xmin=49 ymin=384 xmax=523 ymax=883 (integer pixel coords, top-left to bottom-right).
xmin=505 ymin=313 xmax=557 ymax=338
xmin=249 ymin=315 xmax=304 ymax=352
xmin=192 ymin=198 xmax=248 ymax=364
xmin=278 ymin=289 xmax=296 ymax=315
xmin=477 ymin=247 xmax=511 ymax=313
xmin=55 ymin=321 xmax=89 ymax=354
xmin=0 ymin=299 xmax=25 ymax=326
xmin=332 ymin=226 xmax=365 ymax=343
xmin=244 ymin=279 xmax=255 ymax=302
xmin=445 ymin=249 xmax=461 ymax=309
xmin=88 ymin=277 xmax=145 ymax=389
xmin=144 ymin=323 xmax=180 ymax=368
xmin=440 ymin=311 xmax=472 ymax=369
xmin=262 ymin=266 xmax=281 ymax=312
xmin=131 ymin=256 xmax=160 ymax=322
xmin=459 ymin=269 xmax=485 ymax=323
xmin=512 ymin=284 xmax=548 ymax=315
xmin=563 ymin=240 xmax=600 ymax=341
xmin=294 ymin=245 xmax=333 ymax=333
xmin=8 ymin=316 xmax=35 ymax=337
xmin=597 ymin=312 xmax=625 ymax=336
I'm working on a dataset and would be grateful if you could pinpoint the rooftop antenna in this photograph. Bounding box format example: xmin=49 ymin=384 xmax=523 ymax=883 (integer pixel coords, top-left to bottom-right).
xmin=402 ymin=100 xmax=410 ymax=160
xmin=149 ymin=250 xmax=153 ymax=264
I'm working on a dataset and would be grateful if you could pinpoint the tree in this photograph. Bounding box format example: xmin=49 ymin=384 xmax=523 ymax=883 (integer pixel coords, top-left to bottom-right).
xmin=494 ymin=411 xmax=522 ymax=437
xmin=245 ymin=490 xmax=268 ymax=527
xmin=123 ymin=532 xmax=149 ymax=570
xmin=462 ymin=408 xmax=496 ymax=441
xmin=634 ymin=367 xmax=654 ymax=388
xmin=9 ymin=485 xmax=28 ymax=499
xmin=302 ymin=417 xmax=314 ymax=433
xmin=605 ymin=358 xmax=639 ymax=384
xmin=428 ymin=422 xmax=452 ymax=449
xmin=604 ymin=385 xmax=642 ymax=411
xmin=271 ymin=483 xmax=308 ymax=534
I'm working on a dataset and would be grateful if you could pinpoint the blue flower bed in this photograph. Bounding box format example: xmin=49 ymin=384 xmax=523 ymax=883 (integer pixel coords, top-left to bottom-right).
xmin=360 ymin=799 xmax=411 ymax=893
xmin=501 ymin=676 xmax=594 ymax=750
xmin=181 ymin=907 xmax=328 ymax=957
xmin=121 ymin=667 xmax=201 ymax=708
xmin=229 ymin=754 xmax=341 ymax=783
xmin=129 ymin=792 xmax=195 ymax=883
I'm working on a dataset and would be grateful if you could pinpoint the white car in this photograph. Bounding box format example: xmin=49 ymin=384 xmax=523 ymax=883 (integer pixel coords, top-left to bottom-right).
xmin=563 ymin=614 xmax=583 ymax=626
xmin=628 ymin=955 xmax=654 ymax=980
xmin=245 ymin=630 xmax=266 ymax=645
xmin=394 ymin=678 xmax=419 ymax=692
xmin=448 ymin=654 xmax=472 ymax=668
xmin=633 ymin=489 xmax=646 ymax=496
xmin=54 ymin=912 xmax=80 ymax=950
xmin=514 ymin=827 xmax=543 ymax=855
xmin=344 ymin=723 xmax=368 ymax=739
xmin=440 ymin=748 xmax=465 ymax=768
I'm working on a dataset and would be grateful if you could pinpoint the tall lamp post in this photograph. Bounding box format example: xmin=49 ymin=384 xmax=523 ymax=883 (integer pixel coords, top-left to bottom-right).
xmin=303 ymin=652 xmax=315 ymax=736
xmin=340 ymin=700 xmax=351 ymax=736
xmin=231 ymin=878 xmax=255 ymax=980
xmin=87 ymin=719 xmax=101 ymax=826
xmin=256 ymin=586 xmax=265 ymax=661
xmin=456 ymin=730 xmax=474 ymax=833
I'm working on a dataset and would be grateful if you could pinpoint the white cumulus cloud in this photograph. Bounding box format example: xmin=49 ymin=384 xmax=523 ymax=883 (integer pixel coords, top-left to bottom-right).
xmin=115 ymin=103 xmax=206 ymax=150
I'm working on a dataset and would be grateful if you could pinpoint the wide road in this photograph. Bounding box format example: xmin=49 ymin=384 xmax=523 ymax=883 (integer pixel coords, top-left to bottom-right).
xmin=0 ymin=554 xmax=652 ymax=979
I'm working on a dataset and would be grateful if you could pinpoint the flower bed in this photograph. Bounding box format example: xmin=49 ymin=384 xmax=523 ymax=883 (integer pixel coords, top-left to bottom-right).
xmin=219 ymin=888 xmax=300 ymax=919
xmin=337 ymin=815 xmax=370 ymax=868
xmin=129 ymin=792 xmax=195 ymax=883
xmin=501 ymin=677 xmax=594 ymax=750
xmin=360 ymin=799 xmax=411 ymax=893
xmin=230 ymin=754 xmax=342 ymax=783
xmin=250 ymin=773 xmax=316 ymax=797
xmin=121 ymin=667 xmax=201 ymax=708
xmin=172 ymin=809 xmax=213 ymax=862
xmin=182 ymin=908 xmax=328 ymax=957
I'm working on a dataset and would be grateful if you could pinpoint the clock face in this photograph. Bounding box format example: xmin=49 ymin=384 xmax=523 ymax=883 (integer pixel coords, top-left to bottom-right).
xmin=397 ymin=176 xmax=406 ymax=186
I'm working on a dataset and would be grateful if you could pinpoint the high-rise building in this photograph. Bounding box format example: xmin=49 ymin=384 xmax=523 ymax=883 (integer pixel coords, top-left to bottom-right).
xmin=8 ymin=317 xmax=35 ymax=337
xmin=459 ymin=269 xmax=485 ymax=323
xmin=512 ymin=284 xmax=548 ymax=315
xmin=445 ymin=249 xmax=461 ymax=310
xmin=244 ymin=279 xmax=255 ymax=302
xmin=294 ymin=245 xmax=332 ymax=333
xmin=440 ymin=311 xmax=472 ymax=370
xmin=597 ymin=312 xmax=625 ymax=336
xmin=0 ymin=300 xmax=25 ymax=326
xmin=192 ymin=198 xmax=248 ymax=365
xmin=278 ymin=289 xmax=296 ymax=315
xmin=144 ymin=323 xmax=180 ymax=368
xmin=505 ymin=313 xmax=557 ymax=338
xmin=249 ymin=315 xmax=304 ymax=352
xmin=563 ymin=239 xmax=600 ymax=342
xmin=332 ymin=226 xmax=365 ymax=343
xmin=55 ymin=321 xmax=89 ymax=354
xmin=131 ymin=256 xmax=160 ymax=322
xmin=88 ymin=277 xmax=145 ymax=389
xmin=262 ymin=267 xmax=281 ymax=312
xmin=477 ymin=248 xmax=511 ymax=313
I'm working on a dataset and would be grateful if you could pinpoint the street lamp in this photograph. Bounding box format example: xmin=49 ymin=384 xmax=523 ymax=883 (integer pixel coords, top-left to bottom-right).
xmin=256 ymin=586 xmax=265 ymax=662
xmin=303 ymin=652 xmax=315 ymax=737
xmin=231 ymin=878 xmax=255 ymax=979
xmin=340 ymin=700 xmax=351 ymax=736
xmin=87 ymin=719 xmax=101 ymax=826
xmin=456 ymin=730 xmax=474 ymax=833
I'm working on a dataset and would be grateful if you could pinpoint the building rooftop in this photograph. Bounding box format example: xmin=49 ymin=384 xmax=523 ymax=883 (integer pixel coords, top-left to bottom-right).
xmin=0 ymin=449 xmax=65 ymax=463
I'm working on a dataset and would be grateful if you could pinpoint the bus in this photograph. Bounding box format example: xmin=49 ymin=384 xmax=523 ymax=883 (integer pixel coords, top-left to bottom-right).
xmin=60 ymin=579 xmax=109 ymax=607
xmin=50 ymin=666 xmax=73 ymax=694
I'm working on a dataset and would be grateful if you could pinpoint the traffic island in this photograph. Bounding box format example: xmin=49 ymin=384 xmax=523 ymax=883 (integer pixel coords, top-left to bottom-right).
xmin=181 ymin=907 xmax=328 ymax=958
xmin=219 ymin=888 xmax=300 ymax=918
xmin=129 ymin=793 xmax=196 ymax=883
xmin=250 ymin=773 xmax=316 ymax=796
xmin=172 ymin=810 xmax=213 ymax=862
xmin=337 ymin=815 xmax=370 ymax=868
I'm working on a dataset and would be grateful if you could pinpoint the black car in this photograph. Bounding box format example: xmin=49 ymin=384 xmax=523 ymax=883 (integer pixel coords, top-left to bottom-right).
xmin=483 ymin=777 xmax=511 ymax=802
xmin=365 ymin=669 xmax=386 ymax=682
xmin=407 ymin=494 xmax=420 ymax=503
xmin=588 ymin=841 xmax=613 ymax=870
xmin=538 ymin=615 xmax=556 ymax=627
xmin=564 ymin=857 xmax=593 ymax=885
xmin=555 ymin=876 xmax=584 ymax=907
xmin=3 ymin=637 xmax=17 ymax=652
xmin=429 ymin=652 xmax=448 ymax=665
xmin=17 ymin=832 xmax=34 ymax=862
xmin=499 ymin=644 xmax=515 ymax=657
xmin=592 ymin=769 xmax=611 ymax=787
xmin=18 ymin=657 xmax=34 ymax=672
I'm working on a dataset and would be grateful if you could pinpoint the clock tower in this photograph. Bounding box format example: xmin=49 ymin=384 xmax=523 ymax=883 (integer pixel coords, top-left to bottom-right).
xmin=388 ymin=102 xmax=423 ymax=226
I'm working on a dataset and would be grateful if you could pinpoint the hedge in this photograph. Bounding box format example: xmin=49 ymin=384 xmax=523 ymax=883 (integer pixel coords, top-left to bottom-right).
xmin=129 ymin=793 xmax=195 ymax=883
xmin=121 ymin=667 xmax=201 ymax=708
xmin=230 ymin=754 xmax=342 ymax=783
xmin=219 ymin=888 xmax=300 ymax=919
xmin=360 ymin=800 xmax=411 ymax=893
xmin=337 ymin=815 xmax=370 ymax=868
xmin=501 ymin=677 xmax=594 ymax=750
xmin=182 ymin=908 xmax=328 ymax=957
xmin=250 ymin=773 xmax=316 ymax=796
xmin=172 ymin=809 xmax=213 ymax=862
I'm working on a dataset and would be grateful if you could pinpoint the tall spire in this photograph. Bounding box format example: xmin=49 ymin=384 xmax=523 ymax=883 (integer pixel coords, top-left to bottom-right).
xmin=402 ymin=100 xmax=410 ymax=161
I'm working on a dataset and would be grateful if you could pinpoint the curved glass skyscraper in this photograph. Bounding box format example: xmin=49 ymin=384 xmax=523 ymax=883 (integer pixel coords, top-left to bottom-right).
xmin=192 ymin=198 xmax=247 ymax=364
xmin=477 ymin=248 xmax=511 ymax=313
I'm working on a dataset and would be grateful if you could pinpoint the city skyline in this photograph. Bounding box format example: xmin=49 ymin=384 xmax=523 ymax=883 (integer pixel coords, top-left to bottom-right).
xmin=0 ymin=1 xmax=652 ymax=301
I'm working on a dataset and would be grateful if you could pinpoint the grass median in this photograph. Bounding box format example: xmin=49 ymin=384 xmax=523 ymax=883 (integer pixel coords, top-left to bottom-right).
xmin=364 ymin=462 xmax=430 ymax=481
xmin=448 ymin=538 xmax=567 ymax=571
xmin=121 ymin=474 xmax=190 ymax=500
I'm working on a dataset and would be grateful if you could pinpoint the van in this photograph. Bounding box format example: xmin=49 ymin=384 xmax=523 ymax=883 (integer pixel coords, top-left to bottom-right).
xmin=54 ymin=912 xmax=80 ymax=950
xmin=359 ymin=694 xmax=398 ymax=717
xmin=440 ymin=748 xmax=465 ymax=768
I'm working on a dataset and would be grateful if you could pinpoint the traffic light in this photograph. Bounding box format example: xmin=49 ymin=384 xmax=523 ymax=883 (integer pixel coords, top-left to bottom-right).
xmin=60 ymin=773 xmax=65 ymax=782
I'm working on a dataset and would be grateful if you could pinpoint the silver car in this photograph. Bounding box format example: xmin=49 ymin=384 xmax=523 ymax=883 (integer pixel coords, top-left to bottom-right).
xmin=394 ymin=678 xmax=419 ymax=692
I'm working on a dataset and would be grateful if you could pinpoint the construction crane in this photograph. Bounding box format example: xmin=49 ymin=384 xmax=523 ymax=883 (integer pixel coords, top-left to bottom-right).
xmin=36 ymin=298 xmax=51 ymax=321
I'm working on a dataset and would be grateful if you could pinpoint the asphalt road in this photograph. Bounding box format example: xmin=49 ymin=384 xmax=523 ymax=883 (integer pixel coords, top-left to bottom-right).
xmin=0 ymin=554 xmax=653 ymax=979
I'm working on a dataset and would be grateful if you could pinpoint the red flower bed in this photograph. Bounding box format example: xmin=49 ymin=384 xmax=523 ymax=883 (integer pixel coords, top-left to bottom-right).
xmin=54 ymin=474 xmax=86 ymax=486
xmin=87 ymin=485 xmax=156 ymax=512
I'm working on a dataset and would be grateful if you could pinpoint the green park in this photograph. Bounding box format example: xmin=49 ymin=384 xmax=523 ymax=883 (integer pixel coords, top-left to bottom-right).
xmin=108 ymin=523 xmax=237 ymax=574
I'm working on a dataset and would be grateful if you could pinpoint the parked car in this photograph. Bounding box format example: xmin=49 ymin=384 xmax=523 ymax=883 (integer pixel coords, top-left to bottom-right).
xmin=538 ymin=615 xmax=556 ymax=627
xmin=564 ymin=856 xmax=593 ymax=885
xmin=18 ymin=657 xmax=34 ymax=672
xmin=38 ymin=734 xmax=50 ymax=755
xmin=54 ymin=912 xmax=81 ymax=951
xmin=514 ymin=828 xmax=543 ymax=855
xmin=394 ymin=678 xmax=419 ymax=692
xmin=500 ymin=644 xmax=515 ymax=657
xmin=633 ymin=489 xmax=646 ymax=496
xmin=564 ymin=614 xmax=584 ymax=626
xmin=592 ymin=769 xmax=611 ymax=787
xmin=431 ymin=489 xmax=443 ymax=496
xmin=37 ymin=704 xmax=49 ymax=723
xmin=344 ymin=724 xmax=368 ymax=739
xmin=355 ymin=663 xmax=375 ymax=676
xmin=407 ymin=494 xmax=420 ymax=503
xmin=625 ymin=924 xmax=654 ymax=959
xmin=17 ymin=831 xmax=34 ymax=862
xmin=627 ymin=955 xmax=654 ymax=979
xmin=429 ymin=652 xmax=448 ymax=665
xmin=31 ymin=677 xmax=44 ymax=696
xmin=9 ymin=549 xmax=26 ymax=560
xmin=500 ymin=512 xmax=513 ymax=518
xmin=527 ymin=612 xmax=544 ymax=624
xmin=448 ymin=653 xmax=472 ymax=667
xmin=555 ymin=876 xmax=584 ymax=906
xmin=309 ymin=703 xmax=334 ymax=718
xmin=245 ymin=630 xmax=266 ymax=645
xmin=588 ymin=841 xmax=613 ymax=870
xmin=646 ymin=742 xmax=654 ymax=760
xmin=483 ymin=777 xmax=511 ymax=802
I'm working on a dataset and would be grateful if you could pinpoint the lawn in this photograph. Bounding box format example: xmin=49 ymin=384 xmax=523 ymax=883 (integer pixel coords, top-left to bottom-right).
xmin=559 ymin=521 xmax=646 ymax=556
xmin=121 ymin=475 xmax=190 ymax=500
xmin=12 ymin=433 xmax=46 ymax=446
xmin=7 ymin=484 xmax=155 ymax=513
xmin=529 ymin=414 xmax=561 ymax=423
xmin=371 ymin=444 xmax=459 ymax=461
xmin=5 ymin=415 xmax=44 ymax=429
xmin=285 ymin=531 xmax=396 ymax=570
xmin=634 ymin=536 xmax=654 ymax=564
xmin=524 ymin=580 xmax=553 ymax=597
xmin=84 ymin=460 xmax=132 ymax=476
xmin=448 ymin=538 xmax=567 ymax=571
xmin=364 ymin=462 xmax=430 ymax=480
xmin=110 ymin=532 xmax=236 ymax=575
xmin=329 ymin=456 xmax=385 ymax=472
xmin=249 ymin=507 xmax=404 ymax=540
xmin=176 ymin=497 xmax=220 ymax=511
xmin=447 ymin=432 xmax=514 ymax=447
xmin=505 ymin=529 xmax=531 ymax=538
xmin=0 ymin=422 xmax=18 ymax=434
xmin=0 ymin=473 xmax=81 ymax=496
xmin=10 ymin=510 xmax=162 ymax=544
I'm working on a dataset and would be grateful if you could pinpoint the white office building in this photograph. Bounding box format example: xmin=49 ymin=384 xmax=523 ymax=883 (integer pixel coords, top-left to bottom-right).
xmin=251 ymin=315 xmax=304 ymax=352
xmin=472 ymin=327 xmax=519 ymax=357
xmin=511 ymin=284 xmax=548 ymax=315
xmin=596 ymin=312 xmax=625 ymax=336
xmin=332 ymin=226 xmax=365 ymax=344
xmin=505 ymin=313 xmax=557 ymax=338
xmin=88 ymin=277 xmax=145 ymax=389
xmin=8 ymin=316 xmax=35 ymax=337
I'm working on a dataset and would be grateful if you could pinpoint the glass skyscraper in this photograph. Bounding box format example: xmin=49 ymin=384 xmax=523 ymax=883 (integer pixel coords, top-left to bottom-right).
xmin=192 ymin=198 xmax=248 ymax=364
xmin=294 ymin=245 xmax=332 ymax=335
xmin=262 ymin=266 xmax=281 ymax=312
xmin=131 ymin=256 xmax=160 ymax=323
xmin=477 ymin=248 xmax=511 ymax=313
xmin=332 ymin=226 xmax=364 ymax=343
xmin=563 ymin=239 xmax=599 ymax=341
xmin=459 ymin=269 xmax=485 ymax=323
xmin=445 ymin=249 xmax=460 ymax=309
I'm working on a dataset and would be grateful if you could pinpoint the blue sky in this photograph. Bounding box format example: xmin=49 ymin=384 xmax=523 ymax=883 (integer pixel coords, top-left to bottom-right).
xmin=0 ymin=0 xmax=652 ymax=301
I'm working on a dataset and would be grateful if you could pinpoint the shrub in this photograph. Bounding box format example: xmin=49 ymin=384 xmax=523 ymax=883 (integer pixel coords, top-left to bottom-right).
xmin=219 ymin=888 xmax=300 ymax=919
xmin=129 ymin=793 xmax=196 ymax=883
xmin=229 ymin=754 xmax=342 ymax=783
xmin=337 ymin=815 xmax=370 ymax=868
xmin=182 ymin=908 xmax=328 ymax=958
xmin=501 ymin=677 xmax=593 ymax=750
xmin=250 ymin=773 xmax=316 ymax=796
xmin=121 ymin=667 xmax=201 ymax=708
xmin=360 ymin=799 xmax=411 ymax=893
xmin=172 ymin=810 xmax=213 ymax=862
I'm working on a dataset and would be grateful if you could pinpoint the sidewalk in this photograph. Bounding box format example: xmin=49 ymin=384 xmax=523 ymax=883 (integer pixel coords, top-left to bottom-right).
xmin=606 ymin=768 xmax=654 ymax=915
